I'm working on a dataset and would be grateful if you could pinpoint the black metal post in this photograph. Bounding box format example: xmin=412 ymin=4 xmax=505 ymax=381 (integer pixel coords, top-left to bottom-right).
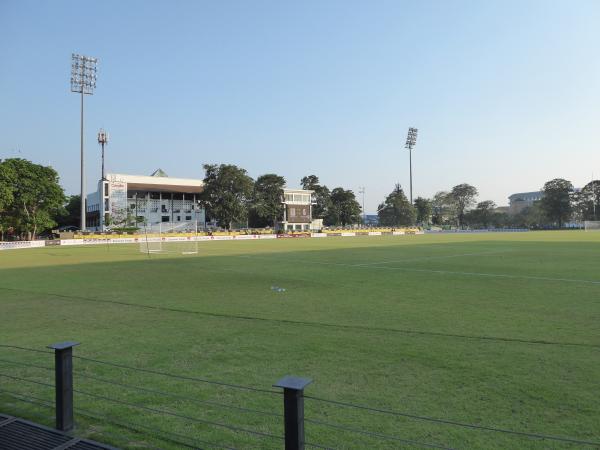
xmin=48 ymin=341 xmax=80 ymax=431
xmin=274 ymin=376 xmax=312 ymax=450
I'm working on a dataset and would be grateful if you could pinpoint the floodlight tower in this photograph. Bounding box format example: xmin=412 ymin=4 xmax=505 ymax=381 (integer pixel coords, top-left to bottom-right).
xmin=358 ymin=186 xmax=366 ymax=225
xmin=405 ymin=127 xmax=418 ymax=204
xmin=71 ymin=53 xmax=98 ymax=231
xmin=97 ymin=129 xmax=109 ymax=180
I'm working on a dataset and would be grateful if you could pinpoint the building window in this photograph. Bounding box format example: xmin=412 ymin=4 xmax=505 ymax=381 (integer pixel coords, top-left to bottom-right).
xmin=177 ymin=216 xmax=181 ymax=221
xmin=104 ymin=183 xmax=108 ymax=196
xmin=185 ymin=216 xmax=192 ymax=221
xmin=162 ymin=216 xmax=170 ymax=223
xmin=104 ymin=199 xmax=109 ymax=212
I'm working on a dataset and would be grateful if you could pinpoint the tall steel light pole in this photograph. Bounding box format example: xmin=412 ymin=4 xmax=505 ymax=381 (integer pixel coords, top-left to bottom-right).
xmin=97 ymin=129 xmax=109 ymax=180
xmin=405 ymin=127 xmax=418 ymax=204
xmin=71 ymin=53 xmax=98 ymax=231
xmin=358 ymin=186 xmax=366 ymax=225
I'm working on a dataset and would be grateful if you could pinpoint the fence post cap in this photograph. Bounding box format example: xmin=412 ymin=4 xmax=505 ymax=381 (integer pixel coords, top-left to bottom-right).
xmin=274 ymin=376 xmax=312 ymax=390
xmin=47 ymin=341 xmax=80 ymax=350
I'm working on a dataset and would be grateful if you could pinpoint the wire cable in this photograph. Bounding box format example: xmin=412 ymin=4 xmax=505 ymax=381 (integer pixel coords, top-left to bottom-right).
xmin=75 ymin=371 xmax=282 ymax=418
xmin=72 ymin=387 xmax=284 ymax=442
xmin=305 ymin=418 xmax=454 ymax=450
xmin=0 ymin=344 xmax=53 ymax=354
xmin=0 ymin=388 xmax=53 ymax=407
xmin=0 ymin=358 xmax=53 ymax=371
xmin=304 ymin=441 xmax=337 ymax=450
xmin=72 ymin=354 xmax=280 ymax=395
xmin=74 ymin=406 xmax=236 ymax=450
xmin=305 ymin=395 xmax=600 ymax=447
xmin=0 ymin=388 xmax=233 ymax=450
xmin=0 ymin=372 xmax=54 ymax=389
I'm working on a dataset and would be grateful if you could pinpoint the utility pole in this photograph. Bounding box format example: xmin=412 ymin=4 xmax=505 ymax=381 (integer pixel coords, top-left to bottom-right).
xmin=358 ymin=186 xmax=366 ymax=225
xmin=98 ymin=129 xmax=109 ymax=180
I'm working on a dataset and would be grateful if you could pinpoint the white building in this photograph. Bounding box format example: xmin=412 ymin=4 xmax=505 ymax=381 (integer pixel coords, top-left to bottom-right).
xmin=86 ymin=169 xmax=205 ymax=231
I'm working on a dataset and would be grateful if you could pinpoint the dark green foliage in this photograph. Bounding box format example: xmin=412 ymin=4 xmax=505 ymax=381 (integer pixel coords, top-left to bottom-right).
xmin=430 ymin=191 xmax=452 ymax=225
xmin=199 ymin=164 xmax=254 ymax=229
xmin=540 ymin=178 xmax=573 ymax=227
xmin=251 ymin=174 xmax=286 ymax=227
xmin=573 ymin=180 xmax=600 ymax=221
xmin=464 ymin=200 xmax=496 ymax=228
xmin=327 ymin=187 xmax=361 ymax=226
xmin=414 ymin=196 xmax=432 ymax=225
xmin=0 ymin=158 xmax=65 ymax=239
xmin=0 ymin=160 xmax=16 ymax=240
xmin=301 ymin=175 xmax=331 ymax=219
xmin=54 ymin=195 xmax=81 ymax=228
xmin=450 ymin=183 xmax=478 ymax=227
xmin=377 ymin=184 xmax=416 ymax=227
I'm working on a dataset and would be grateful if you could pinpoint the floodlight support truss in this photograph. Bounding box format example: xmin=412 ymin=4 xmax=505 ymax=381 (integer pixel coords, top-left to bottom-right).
xmin=405 ymin=127 xmax=418 ymax=204
xmin=71 ymin=54 xmax=98 ymax=231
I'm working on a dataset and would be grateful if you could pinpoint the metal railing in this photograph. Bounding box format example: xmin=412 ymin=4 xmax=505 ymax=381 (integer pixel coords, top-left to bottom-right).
xmin=1 ymin=343 xmax=599 ymax=450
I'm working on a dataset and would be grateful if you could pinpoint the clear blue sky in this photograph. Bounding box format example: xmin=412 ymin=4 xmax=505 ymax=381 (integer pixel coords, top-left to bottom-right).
xmin=1 ymin=0 xmax=599 ymax=212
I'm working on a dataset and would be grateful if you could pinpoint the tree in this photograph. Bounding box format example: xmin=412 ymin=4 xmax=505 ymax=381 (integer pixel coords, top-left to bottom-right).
xmin=327 ymin=188 xmax=361 ymax=226
xmin=0 ymin=161 xmax=16 ymax=240
xmin=377 ymin=184 xmax=416 ymax=227
xmin=539 ymin=178 xmax=573 ymax=228
xmin=251 ymin=174 xmax=286 ymax=227
xmin=301 ymin=175 xmax=331 ymax=219
xmin=449 ymin=183 xmax=478 ymax=227
xmin=1 ymin=158 xmax=65 ymax=239
xmin=199 ymin=164 xmax=254 ymax=229
xmin=579 ymin=180 xmax=600 ymax=221
xmin=467 ymin=200 xmax=496 ymax=228
xmin=55 ymin=195 xmax=81 ymax=228
xmin=431 ymin=191 xmax=453 ymax=225
xmin=413 ymin=197 xmax=432 ymax=225
xmin=511 ymin=202 xmax=545 ymax=228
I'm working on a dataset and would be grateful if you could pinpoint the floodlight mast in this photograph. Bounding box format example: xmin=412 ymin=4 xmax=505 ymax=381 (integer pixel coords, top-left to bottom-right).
xmin=71 ymin=53 xmax=98 ymax=231
xmin=98 ymin=129 xmax=109 ymax=181
xmin=405 ymin=127 xmax=418 ymax=204
xmin=358 ymin=186 xmax=366 ymax=224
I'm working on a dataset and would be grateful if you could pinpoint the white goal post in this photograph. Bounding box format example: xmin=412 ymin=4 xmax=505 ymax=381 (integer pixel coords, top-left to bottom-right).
xmin=584 ymin=221 xmax=600 ymax=231
xmin=140 ymin=221 xmax=199 ymax=255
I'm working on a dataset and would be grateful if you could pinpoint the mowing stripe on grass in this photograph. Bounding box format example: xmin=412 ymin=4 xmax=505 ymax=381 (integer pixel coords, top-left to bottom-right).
xmin=238 ymin=255 xmax=600 ymax=286
xmin=1 ymin=286 xmax=598 ymax=349
xmin=352 ymin=250 xmax=514 ymax=267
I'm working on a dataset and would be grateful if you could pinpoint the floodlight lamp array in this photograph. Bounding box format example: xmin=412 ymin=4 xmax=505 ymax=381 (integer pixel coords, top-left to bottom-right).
xmin=405 ymin=127 xmax=418 ymax=149
xmin=71 ymin=53 xmax=98 ymax=94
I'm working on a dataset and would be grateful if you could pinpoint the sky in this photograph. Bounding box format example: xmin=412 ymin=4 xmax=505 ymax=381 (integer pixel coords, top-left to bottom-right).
xmin=1 ymin=0 xmax=599 ymax=213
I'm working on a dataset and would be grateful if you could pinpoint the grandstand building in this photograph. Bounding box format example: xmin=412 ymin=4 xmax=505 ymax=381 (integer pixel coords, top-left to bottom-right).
xmin=86 ymin=169 xmax=205 ymax=231
xmin=281 ymin=188 xmax=318 ymax=231
xmin=508 ymin=191 xmax=544 ymax=215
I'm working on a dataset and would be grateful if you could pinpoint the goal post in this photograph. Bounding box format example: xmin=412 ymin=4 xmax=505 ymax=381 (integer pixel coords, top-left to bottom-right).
xmin=140 ymin=221 xmax=199 ymax=255
xmin=584 ymin=221 xmax=600 ymax=231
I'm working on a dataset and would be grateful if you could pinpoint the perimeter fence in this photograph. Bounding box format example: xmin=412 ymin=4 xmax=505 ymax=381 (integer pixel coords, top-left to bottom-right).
xmin=0 ymin=343 xmax=598 ymax=449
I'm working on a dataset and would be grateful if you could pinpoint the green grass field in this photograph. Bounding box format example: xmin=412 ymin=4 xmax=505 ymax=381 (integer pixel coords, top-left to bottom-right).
xmin=1 ymin=231 xmax=599 ymax=449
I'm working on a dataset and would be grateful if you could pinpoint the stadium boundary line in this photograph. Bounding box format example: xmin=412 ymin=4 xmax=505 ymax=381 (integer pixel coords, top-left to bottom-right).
xmin=1 ymin=286 xmax=599 ymax=349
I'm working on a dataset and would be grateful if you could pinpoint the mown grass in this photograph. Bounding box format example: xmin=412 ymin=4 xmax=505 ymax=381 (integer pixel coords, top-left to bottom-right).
xmin=1 ymin=231 xmax=599 ymax=449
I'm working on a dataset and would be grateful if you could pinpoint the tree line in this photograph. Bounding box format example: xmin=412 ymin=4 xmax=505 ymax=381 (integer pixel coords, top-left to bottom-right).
xmin=380 ymin=178 xmax=600 ymax=229
xmin=199 ymin=164 xmax=362 ymax=229
xmin=2 ymin=157 xmax=599 ymax=240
